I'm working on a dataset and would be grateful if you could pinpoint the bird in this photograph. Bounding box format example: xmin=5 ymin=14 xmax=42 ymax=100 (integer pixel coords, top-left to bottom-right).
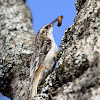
xmin=29 ymin=16 xmax=63 ymax=100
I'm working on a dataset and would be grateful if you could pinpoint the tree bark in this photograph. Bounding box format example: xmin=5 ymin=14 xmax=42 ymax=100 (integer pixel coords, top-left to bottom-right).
xmin=0 ymin=0 xmax=35 ymax=100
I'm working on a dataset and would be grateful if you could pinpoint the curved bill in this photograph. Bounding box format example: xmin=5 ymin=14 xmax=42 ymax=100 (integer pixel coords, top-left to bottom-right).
xmin=50 ymin=18 xmax=58 ymax=26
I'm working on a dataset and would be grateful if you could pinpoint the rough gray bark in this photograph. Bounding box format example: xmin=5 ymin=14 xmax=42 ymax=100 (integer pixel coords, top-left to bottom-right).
xmin=0 ymin=0 xmax=35 ymax=100
xmin=33 ymin=0 xmax=100 ymax=100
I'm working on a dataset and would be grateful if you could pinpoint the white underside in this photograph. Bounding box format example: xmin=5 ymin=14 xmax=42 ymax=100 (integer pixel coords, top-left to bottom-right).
xmin=43 ymin=27 xmax=58 ymax=69
xmin=43 ymin=40 xmax=58 ymax=68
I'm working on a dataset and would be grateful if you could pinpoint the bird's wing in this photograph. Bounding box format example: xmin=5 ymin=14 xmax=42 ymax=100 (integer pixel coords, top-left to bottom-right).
xmin=30 ymin=37 xmax=51 ymax=83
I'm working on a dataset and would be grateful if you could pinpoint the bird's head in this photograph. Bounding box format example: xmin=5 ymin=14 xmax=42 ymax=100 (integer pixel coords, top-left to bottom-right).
xmin=37 ymin=16 xmax=63 ymax=41
xmin=38 ymin=18 xmax=58 ymax=38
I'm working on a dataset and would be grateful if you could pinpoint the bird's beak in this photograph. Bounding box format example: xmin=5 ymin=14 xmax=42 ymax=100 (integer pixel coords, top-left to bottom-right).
xmin=50 ymin=16 xmax=63 ymax=27
xmin=50 ymin=19 xmax=57 ymax=26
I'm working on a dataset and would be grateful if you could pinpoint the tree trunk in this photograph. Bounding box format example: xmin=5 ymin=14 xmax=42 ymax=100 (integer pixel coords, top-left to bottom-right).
xmin=0 ymin=0 xmax=35 ymax=100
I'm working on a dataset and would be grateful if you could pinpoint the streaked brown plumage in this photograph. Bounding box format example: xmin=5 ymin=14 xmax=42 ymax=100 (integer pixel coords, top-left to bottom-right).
xmin=29 ymin=16 xmax=63 ymax=100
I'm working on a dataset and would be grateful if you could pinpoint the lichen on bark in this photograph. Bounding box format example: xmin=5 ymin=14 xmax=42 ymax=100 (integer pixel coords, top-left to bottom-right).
xmin=0 ymin=0 xmax=35 ymax=100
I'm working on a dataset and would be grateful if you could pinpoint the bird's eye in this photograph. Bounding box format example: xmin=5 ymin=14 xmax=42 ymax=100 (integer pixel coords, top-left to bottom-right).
xmin=45 ymin=26 xmax=48 ymax=29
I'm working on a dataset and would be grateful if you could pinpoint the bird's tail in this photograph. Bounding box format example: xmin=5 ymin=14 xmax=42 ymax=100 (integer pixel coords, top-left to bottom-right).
xmin=29 ymin=65 xmax=45 ymax=100
xmin=29 ymin=78 xmax=38 ymax=100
